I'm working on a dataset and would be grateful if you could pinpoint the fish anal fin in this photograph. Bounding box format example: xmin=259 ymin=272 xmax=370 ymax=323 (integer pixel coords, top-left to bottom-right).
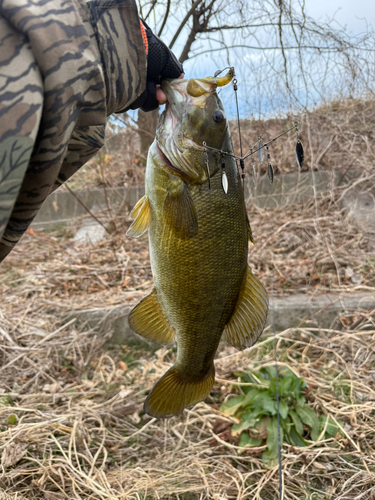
xmin=163 ymin=181 xmax=198 ymax=239
xmin=223 ymin=266 xmax=268 ymax=349
xmin=128 ymin=289 xmax=175 ymax=345
xmin=126 ymin=195 xmax=150 ymax=238
xmin=144 ymin=365 xmax=215 ymax=418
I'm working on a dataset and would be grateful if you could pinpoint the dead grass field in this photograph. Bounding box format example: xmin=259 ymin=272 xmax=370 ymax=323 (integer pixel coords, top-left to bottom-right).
xmin=0 ymin=304 xmax=374 ymax=499
xmin=0 ymin=99 xmax=375 ymax=499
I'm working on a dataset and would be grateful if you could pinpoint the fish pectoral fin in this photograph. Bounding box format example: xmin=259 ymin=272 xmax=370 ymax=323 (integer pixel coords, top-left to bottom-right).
xmin=246 ymin=213 xmax=255 ymax=244
xmin=126 ymin=195 xmax=150 ymax=238
xmin=128 ymin=288 xmax=175 ymax=345
xmin=223 ymin=266 xmax=269 ymax=349
xmin=163 ymin=181 xmax=198 ymax=239
xmin=144 ymin=365 xmax=215 ymax=418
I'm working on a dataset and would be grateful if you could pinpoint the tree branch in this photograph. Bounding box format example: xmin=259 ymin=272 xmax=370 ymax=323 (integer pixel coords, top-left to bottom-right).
xmin=179 ymin=0 xmax=216 ymax=62
xmin=158 ymin=0 xmax=171 ymax=37
xmin=203 ymin=22 xmax=294 ymax=31
xmin=169 ymin=0 xmax=203 ymax=49
xmin=278 ymin=0 xmax=291 ymax=93
xmin=186 ymin=43 xmax=360 ymax=59
xmin=144 ymin=0 xmax=158 ymax=21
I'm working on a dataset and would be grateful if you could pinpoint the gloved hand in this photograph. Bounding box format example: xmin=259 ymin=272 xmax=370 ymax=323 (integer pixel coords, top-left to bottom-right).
xmin=129 ymin=20 xmax=184 ymax=112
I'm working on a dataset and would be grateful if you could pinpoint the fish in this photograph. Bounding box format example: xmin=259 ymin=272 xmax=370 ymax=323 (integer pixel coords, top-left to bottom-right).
xmin=126 ymin=69 xmax=269 ymax=418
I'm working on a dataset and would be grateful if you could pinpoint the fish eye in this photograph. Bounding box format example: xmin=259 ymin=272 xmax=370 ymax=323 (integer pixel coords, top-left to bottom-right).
xmin=212 ymin=110 xmax=224 ymax=123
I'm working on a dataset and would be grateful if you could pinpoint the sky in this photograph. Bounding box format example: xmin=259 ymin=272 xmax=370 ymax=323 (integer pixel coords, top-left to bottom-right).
xmin=305 ymin=0 xmax=374 ymax=35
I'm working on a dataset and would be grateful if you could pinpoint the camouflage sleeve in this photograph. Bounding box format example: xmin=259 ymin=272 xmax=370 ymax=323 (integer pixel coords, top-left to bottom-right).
xmin=0 ymin=0 xmax=147 ymax=262
xmin=0 ymin=11 xmax=44 ymax=255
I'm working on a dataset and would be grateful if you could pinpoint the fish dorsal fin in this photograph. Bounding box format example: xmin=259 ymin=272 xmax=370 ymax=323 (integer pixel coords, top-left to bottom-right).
xmin=246 ymin=213 xmax=255 ymax=244
xmin=126 ymin=195 xmax=150 ymax=238
xmin=223 ymin=266 xmax=269 ymax=349
xmin=128 ymin=288 xmax=175 ymax=345
xmin=163 ymin=181 xmax=198 ymax=239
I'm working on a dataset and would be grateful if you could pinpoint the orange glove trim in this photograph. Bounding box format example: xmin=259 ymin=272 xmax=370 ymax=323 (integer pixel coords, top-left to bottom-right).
xmin=140 ymin=20 xmax=148 ymax=55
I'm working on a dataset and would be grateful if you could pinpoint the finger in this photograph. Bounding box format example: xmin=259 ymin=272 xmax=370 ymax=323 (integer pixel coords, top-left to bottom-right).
xmin=156 ymin=86 xmax=167 ymax=105
xmin=156 ymin=74 xmax=185 ymax=104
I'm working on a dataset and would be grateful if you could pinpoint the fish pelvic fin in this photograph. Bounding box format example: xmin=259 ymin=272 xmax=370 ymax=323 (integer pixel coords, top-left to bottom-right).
xmin=126 ymin=195 xmax=150 ymax=238
xmin=163 ymin=181 xmax=198 ymax=239
xmin=128 ymin=289 xmax=175 ymax=345
xmin=144 ymin=365 xmax=215 ymax=418
xmin=223 ymin=266 xmax=269 ymax=349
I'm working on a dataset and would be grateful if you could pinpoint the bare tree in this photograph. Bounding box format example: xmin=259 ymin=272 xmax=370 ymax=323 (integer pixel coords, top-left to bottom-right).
xmin=133 ymin=0 xmax=375 ymax=152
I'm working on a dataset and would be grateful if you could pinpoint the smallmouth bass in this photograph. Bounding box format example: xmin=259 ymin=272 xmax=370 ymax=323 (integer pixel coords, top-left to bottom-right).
xmin=127 ymin=69 xmax=268 ymax=418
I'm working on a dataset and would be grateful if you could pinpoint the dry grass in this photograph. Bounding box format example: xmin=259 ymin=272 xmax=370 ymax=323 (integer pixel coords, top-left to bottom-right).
xmin=246 ymin=196 xmax=375 ymax=297
xmin=0 ymin=305 xmax=374 ymax=499
xmin=1 ymin=99 xmax=375 ymax=498
xmin=0 ymin=223 xmax=152 ymax=313
xmin=231 ymin=98 xmax=375 ymax=177
xmin=23 ymin=97 xmax=372 ymax=303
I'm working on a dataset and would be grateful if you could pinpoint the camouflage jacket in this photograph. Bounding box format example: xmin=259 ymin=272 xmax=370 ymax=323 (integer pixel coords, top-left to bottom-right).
xmin=0 ymin=0 xmax=147 ymax=261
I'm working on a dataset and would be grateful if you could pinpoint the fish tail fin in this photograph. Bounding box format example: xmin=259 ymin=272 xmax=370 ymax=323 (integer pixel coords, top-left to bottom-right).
xmin=144 ymin=365 xmax=215 ymax=418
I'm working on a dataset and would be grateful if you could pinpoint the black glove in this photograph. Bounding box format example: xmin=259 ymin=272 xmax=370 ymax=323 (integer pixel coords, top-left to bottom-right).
xmin=129 ymin=20 xmax=184 ymax=112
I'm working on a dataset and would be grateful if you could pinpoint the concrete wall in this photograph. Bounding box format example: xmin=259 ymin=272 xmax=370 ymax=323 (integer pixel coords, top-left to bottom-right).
xmin=32 ymin=170 xmax=343 ymax=229
xmin=33 ymin=186 xmax=145 ymax=229
xmin=70 ymin=291 xmax=375 ymax=345
xmin=244 ymin=170 xmax=338 ymax=208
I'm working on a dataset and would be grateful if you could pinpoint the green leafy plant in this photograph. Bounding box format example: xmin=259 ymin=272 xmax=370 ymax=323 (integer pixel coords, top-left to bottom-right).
xmin=220 ymin=366 xmax=342 ymax=466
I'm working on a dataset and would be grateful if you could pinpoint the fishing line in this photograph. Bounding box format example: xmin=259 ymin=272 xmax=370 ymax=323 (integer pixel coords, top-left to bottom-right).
xmin=232 ymin=72 xmax=245 ymax=187
xmin=202 ymin=123 xmax=300 ymax=164
xmin=203 ymin=141 xmax=211 ymax=190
